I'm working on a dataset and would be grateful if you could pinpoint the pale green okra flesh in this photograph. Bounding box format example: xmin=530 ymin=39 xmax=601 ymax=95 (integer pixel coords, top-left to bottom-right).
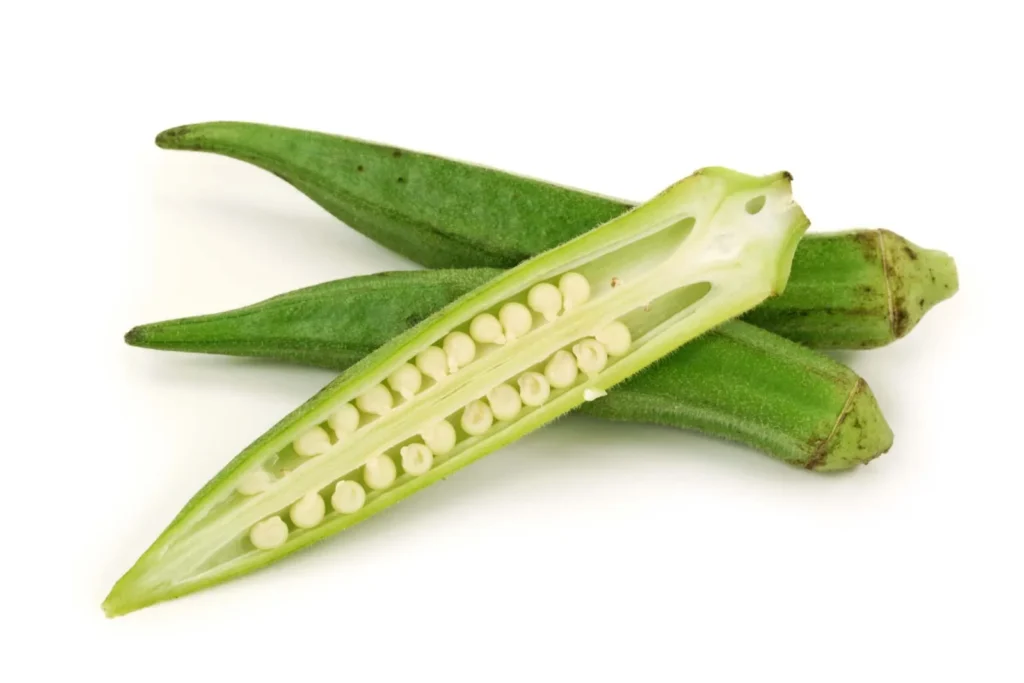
xmin=103 ymin=167 xmax=809 ymax=616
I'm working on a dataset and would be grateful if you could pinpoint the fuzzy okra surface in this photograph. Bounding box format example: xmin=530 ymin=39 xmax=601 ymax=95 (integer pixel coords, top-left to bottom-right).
xmin=127 ymin=268 xmax=893 ymax=471
xmin=106 ymin=166 xmax=809 ymax=616
xmin=155 ymin=121 xmax=958 ymax=348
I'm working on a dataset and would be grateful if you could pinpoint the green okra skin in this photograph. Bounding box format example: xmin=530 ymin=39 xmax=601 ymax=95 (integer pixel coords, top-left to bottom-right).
xmin=155 ymin=121 xmax=958 ymax=348
xmin=126 ymin=268 xmax=893 ymax=471
xmin=106 ymin=167 xmax=809 ymax=616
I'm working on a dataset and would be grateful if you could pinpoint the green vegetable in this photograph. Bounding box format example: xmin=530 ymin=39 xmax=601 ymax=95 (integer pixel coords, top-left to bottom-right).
xmin=104 ymin=166 xmax=809 ymax=616
xmin=126 ymin=268 xmax=893 ymax=471
xmin=155 ymin=121 xmax=958 ymax=348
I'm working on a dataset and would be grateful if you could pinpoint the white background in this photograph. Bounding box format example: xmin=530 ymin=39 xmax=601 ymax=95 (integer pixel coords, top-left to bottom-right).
xmin=4 ymin=2 xmax=1022 ymax=681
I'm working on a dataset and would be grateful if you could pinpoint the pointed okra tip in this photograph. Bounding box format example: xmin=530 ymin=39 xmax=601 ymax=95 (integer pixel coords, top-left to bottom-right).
xmin=155 ymin=124 xmax=198 ymax=150
xmin=155 ymin=122 xmax=241 ymax=152
xmin=123 ymin=325 xmax=149 ymax=347
xmin=878 ymin=229 xmax=959 ymax=339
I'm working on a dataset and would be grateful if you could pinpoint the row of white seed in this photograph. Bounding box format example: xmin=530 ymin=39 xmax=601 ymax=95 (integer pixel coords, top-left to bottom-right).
xmin=246 ymin=429 xmax=446 ymax=550
xmin=246 ymin=319 xmax=633 ymax=550
xmin=267 ymin=273 xmax=589 ymax=467
xmin=246 ymin=272 xmax=622 ymax=550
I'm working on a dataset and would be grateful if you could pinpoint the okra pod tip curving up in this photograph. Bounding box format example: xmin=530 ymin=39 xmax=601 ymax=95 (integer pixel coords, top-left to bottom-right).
xmin=104 ymin=166 xmax=809 ymax=616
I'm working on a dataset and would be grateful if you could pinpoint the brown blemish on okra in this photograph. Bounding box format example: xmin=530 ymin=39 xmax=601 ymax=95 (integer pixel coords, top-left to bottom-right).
xmin=878 ymin=228 xmax=959 ymax=341
xmin=805 ymin=378 xmax=892 ymax=471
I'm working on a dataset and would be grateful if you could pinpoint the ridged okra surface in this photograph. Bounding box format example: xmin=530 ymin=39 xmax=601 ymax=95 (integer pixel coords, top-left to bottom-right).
xmin=127 ymin=269 xmax=893 ymax=471
xmin=105 ymin=166 xmax=809 ymax=616
xmin=156 ymin=121 xmax=958 ymax=348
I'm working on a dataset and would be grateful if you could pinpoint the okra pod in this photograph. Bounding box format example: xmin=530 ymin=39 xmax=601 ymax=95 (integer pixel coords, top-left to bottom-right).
xmin=105 ymin=166 xmax=809 ymax=615
xmin=155 ymin=121 xmax=958 ymax=348
xmin=126 ymin=268 xmax=893 ymax=471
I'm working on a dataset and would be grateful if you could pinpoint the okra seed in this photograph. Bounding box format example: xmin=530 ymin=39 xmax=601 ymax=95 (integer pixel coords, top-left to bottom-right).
xmin=572 ymin=338 xmax=608 ymax=375
xmin=498 ymin=302 xmax=532 ymax=341
xmin=400 ymin=443 xmax=434 ymax=475
xmin=387 ymin=363 xmax=423 ymax=400
xmin=356 ymin=384 xmax=394 ymax=416
xmin=558 ymin=272 xmax=591 ymax=310
xmin=290 ymin=491 xmax=326 ymax=529
xmin=461 ymin=400 xmax=494 ymax=436
xmin=527 ymin=283 xmax=562 ymax=322
xmin=544 ymin=350 xmax=579 ymax=388
xmin=487 ymin=383 xmax=522 ymax=421
xmin=420 ymin=420 xmax=457 ymax=455
xmin=328 ymin=403 xmax=361 ymax=435
xmin=517 ymin=371 xmax=551 ymax=406
xmin=250 ymin=516 xmax=288 ymax=550
xmin=331 ymin=480 xmax=366 ymax=514
xmin=364 ymin=454 xmax=397 ymax=490
xmin=293 ymin=426 xmax=332 ymax=457
xmin=583 ymin=388 xmax=607 ymax=401
xmin=595 ymin=321 xmax=632 ymax=356
xmin=443 ymin=332 xmax=476 ymax=372
xmin=415 ymin=346 xmax=449 ymax=382
xmin=237 ymin=469 xmax=273 ymax=496
xmin=470 ymin=313 xmax=506 ymax=345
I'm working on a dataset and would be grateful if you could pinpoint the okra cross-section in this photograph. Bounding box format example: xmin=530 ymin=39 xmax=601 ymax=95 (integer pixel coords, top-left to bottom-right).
xmin=103 ymin=167 xmax=810 ymax=616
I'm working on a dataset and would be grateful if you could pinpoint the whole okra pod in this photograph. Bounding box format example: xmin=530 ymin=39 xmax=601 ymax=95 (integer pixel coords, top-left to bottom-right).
xmin=127 ymin=268 xmax=893 ymax=471
xmin=105 ymin=166 xmax=809 ymax=615
xmin=155 ymin=121 xmax=958 ymax=348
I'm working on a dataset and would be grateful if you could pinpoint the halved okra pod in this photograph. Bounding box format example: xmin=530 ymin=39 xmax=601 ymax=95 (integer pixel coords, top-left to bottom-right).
xmin=104 ymin=166 xmax=809 ymax=616
xmin=155 ymin=121 xmax=958 ymax=348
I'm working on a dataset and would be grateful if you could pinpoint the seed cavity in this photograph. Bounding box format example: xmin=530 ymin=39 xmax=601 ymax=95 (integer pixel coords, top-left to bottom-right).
xmin=545 ymin=349 xmax=579 ymax=388
xmin=293 ymin=426 xmax=332 ymax=457
xmin=443 ymin=332 xmax=476 ymax=372
xmin=572 ymin=338 xmax=608 ymax=375
xmin=237 ymin=469 xmax=273 ymax=496
xmin=498 ymin=302 xmax=532 ymax=341
xmin=415 ymin=346 xmax=449 ymax=381
xmin=421 ymin=420 xmax=457 ymax=455
xmin=745 ymin=195 xmax=766 ymax=215
xmin=470 ymin=313 xmax=506 ymax=345
xmin=364 ymin=454 xmax=397 ymax=490
xmin=356 ymin=384 xmax=394 ymax=416
xmin=517 ymin=372 xmax=551 ymax=406
xmin=250 ymin=516 xmax=288 ymax=550
xmin=461 ymin=399 xmax=494 ymax=436
xmin=487 ymin=383 xmax=522 ymax=421
xmin=331 ymin=480 xmax=366 ymax=514
xmin=387 ymin=363 xmax=423 ymax=400
xmin=559 ymin=272 xmax=591 ymax=310
xmin=290 ymin=491 xmax=326 ymax=528
xmin=527 ymin=283 xmax=562 ymax=322
xmin=328 ymin=403 xmax=361 ymax=436
xmin=400 ymin=443 xmax=433 ymax=475
xmin=595 ymin=321 xmax=632 ymax=356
